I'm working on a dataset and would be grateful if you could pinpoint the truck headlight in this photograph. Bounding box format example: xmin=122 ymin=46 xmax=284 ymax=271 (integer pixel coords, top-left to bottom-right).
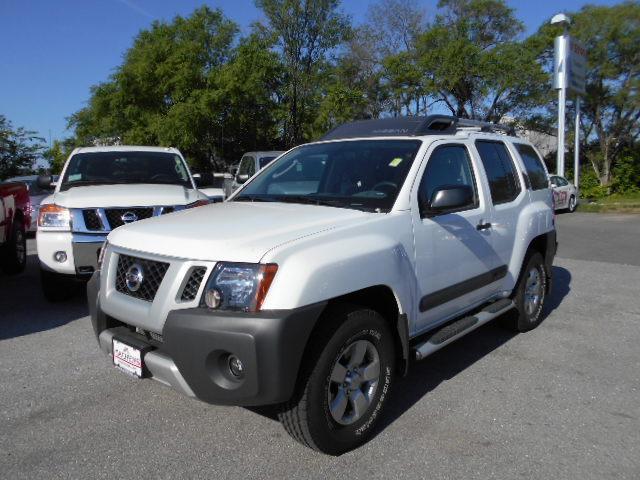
xmin=38 ymin=204 xmax=71 ymax=231
xmin=97 ymin=240 xmax=109 ymax=269
xmin=201 ymin=262 xmax=278 ymax=312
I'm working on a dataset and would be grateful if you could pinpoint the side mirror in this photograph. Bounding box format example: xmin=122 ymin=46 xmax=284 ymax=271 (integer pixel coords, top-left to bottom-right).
xmin=37 ymin=175 xmax=54 ymax=190
xmin=423 ymin=185 xmax=473 ymax=216
xmin=236 ymin=174 xmax=249 ymax=185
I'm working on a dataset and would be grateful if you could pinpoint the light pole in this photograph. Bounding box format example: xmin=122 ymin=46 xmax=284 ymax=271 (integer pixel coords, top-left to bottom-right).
xmin=551 ymin=13 xmax=571 ymax=177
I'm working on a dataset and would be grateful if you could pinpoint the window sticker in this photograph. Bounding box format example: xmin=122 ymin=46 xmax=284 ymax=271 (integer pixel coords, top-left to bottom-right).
xmin=388 ymin=157 xmax=403 ymax=167
xmin=68 ymin=174 xmax=82 ymax=181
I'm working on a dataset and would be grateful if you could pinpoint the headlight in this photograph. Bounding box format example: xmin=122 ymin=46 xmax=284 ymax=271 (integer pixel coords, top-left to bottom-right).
xmin=38 ymin=204 xmax=71 ymax=230
xmin=201 ymin=262 xmax=278 ymax=312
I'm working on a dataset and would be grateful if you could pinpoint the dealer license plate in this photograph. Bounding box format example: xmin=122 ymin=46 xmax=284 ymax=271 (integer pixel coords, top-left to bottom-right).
xmin=113 ymin=338 xmax=143 ymax=378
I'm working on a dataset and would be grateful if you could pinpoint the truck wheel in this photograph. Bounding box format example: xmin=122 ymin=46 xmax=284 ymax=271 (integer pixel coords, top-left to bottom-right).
xmin=278 ymin=306 xmax=395 ymax=455
xmin=1 ymin=219 xmax=27 ymax=274
xmin=40 ymin=268 xmax=74 ymax=302
xmin=502 ymin=252 xmax=547 ymax=332
xmin=567 ymin=195 xmax=577 ymax=213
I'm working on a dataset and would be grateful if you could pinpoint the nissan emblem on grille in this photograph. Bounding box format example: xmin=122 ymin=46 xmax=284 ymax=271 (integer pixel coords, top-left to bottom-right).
xmin=125 ymin=263 xmax=144 ymax=292
xmin=121 ymin=211 xmax=138 ymax=224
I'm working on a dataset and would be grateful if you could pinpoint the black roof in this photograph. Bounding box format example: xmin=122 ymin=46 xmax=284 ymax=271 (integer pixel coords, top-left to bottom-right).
xmin=320 ymin=115 xmax=515 ymax=141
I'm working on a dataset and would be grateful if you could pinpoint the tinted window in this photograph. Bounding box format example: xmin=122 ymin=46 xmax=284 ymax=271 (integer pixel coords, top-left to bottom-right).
xmin=515 ymin=144 xmax=548 ymax=190
xmin=235 ymin=140 xmax=422 ymax=212
xmin=60 ymin=152 xmax=191 ymax=191
xmin=475 ymin=141 xmax=521 ymax=204
xmin=418 ymin=144 xmax=477 ymax=210
xmin=259 ymin=156 xmax=277 ymax=169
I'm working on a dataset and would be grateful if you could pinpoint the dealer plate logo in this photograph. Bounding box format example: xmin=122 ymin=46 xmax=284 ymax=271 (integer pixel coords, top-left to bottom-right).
xmin=125 ymin=263 xmax=144 ymax=292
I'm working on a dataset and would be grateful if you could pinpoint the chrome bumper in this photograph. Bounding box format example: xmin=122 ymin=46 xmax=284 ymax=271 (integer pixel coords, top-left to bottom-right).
xmin=72 ymin=234 xmax=107 ymax=274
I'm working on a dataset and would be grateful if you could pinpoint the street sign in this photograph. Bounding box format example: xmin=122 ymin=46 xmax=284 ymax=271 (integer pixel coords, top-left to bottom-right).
xmin=553 ymin=35 xmax=587 ymax=96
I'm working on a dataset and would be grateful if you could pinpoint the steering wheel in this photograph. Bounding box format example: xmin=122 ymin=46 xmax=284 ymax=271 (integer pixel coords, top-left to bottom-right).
xmin=372 ymin=181 xmax=398 ymax=196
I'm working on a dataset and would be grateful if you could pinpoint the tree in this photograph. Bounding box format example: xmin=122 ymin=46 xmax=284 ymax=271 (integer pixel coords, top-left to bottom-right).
xmin=569 ymin=2 xmax=639 ymax=188
xmin=42 ymin=138 xmax=76 ymax=175
xmin=255 ymin=0 xmax=350 ymax=146
xmin=0 ymin=115 xmax=44 ymax=180
xmin=70 ymin=7 xmax=239 ymax=171
xmin=415 ymin=0 xmax=547 ymax=121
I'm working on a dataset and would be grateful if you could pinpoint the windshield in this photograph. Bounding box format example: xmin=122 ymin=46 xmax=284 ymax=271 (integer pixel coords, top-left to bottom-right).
xmin=234 ymin=140 xmax=422 ymax=212
xmin=60 ymin=151 xmax=192 ymax=191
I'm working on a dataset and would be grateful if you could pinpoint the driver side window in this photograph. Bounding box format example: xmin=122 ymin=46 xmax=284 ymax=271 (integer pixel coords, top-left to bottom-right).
xmin=418 ymin=144 xmax=478 ymax=212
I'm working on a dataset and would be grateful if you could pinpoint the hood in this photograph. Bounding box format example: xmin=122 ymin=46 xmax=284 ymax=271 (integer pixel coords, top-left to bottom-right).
xmin=107 ymin=201 xmax=372 ymax=263
xmin=52 ymin=184 xmax=201 ymax=209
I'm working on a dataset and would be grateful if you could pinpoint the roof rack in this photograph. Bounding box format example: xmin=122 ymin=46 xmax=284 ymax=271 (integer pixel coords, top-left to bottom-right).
xmin=320 ymin=115 xmax=516 ymax=141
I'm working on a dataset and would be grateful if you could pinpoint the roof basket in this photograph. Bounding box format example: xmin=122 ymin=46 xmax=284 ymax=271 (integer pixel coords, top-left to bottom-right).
xmin=320 ymin=115 xmax=516 ymax=141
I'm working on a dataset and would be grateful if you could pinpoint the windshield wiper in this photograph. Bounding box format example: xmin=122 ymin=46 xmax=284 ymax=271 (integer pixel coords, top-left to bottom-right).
xmin=233 ymin=195 xmax=278 ymax=202
xmin=271 ymin=195 xmax=351 ymax=208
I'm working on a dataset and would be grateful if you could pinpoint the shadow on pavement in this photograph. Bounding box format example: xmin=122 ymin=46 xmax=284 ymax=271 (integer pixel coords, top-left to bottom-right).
xmin=247 ymin=266 xmax=573 ymax=442
xmin=0 ymin=255 xmax=88 ymax=340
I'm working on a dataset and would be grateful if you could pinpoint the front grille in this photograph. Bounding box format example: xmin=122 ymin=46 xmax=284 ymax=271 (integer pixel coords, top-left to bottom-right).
xmin=115 ymin=254 xmax=169 ymax=302
xmin=105 ymin=207 xmax=154 ymax=229
xmin=82 ymin=209 xmax=103 ymax=230
xmin=180 ymin=267 xmax=207 ymax=301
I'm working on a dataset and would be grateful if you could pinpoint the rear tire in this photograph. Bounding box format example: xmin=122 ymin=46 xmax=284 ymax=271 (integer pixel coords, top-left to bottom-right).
xmin=40 ymin=268 xmax=75 ymax=302
xmin=1 ymin=219 xmax=27 ymax=274
xmin=278 ymin=306 xmax=395 ymax=455
xmin=501 ymin=252 xmax=547 ymax=332
xmin=567 ymin=195 xmax=577 ymax=213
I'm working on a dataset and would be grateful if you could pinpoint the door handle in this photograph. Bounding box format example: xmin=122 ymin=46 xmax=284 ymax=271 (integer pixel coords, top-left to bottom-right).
xmin=476 ymin=222 xmax=492 ymax=231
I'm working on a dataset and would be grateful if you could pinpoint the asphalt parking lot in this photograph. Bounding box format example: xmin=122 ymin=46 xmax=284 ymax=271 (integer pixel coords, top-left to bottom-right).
xmin=1 ymin=212 xmax=639 ymax=479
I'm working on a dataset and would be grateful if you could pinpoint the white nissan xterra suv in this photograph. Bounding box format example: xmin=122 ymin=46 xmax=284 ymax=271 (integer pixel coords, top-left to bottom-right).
xmin=88 ymin=116 xmax=557 ymax=455
xmin=37 ymin=146 xmax=208 ymax=301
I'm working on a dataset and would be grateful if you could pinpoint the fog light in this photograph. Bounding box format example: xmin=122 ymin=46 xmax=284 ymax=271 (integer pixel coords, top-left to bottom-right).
xmin=228 ymin=355 xmax=244 ymax=378
xmin=204 ymin=288 xmax=222 ymax=309
xmin=54 ymin=251 xmax=67 ymax=263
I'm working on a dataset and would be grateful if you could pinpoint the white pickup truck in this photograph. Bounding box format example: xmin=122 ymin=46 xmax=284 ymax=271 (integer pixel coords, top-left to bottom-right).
xmin=88 ymin=116 xmax=556 ymax=454
xmin=37 ymin=146 xmax=208 ymax=301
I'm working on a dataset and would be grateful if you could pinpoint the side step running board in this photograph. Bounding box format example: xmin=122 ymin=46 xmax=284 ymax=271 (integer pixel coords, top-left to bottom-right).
xmin=413 ymin=298 xmax=515 ymax=361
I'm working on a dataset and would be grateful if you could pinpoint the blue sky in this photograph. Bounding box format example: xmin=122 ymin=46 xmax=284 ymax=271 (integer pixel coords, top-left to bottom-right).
xmin=0 ymin=0 xmax=619 ymax=143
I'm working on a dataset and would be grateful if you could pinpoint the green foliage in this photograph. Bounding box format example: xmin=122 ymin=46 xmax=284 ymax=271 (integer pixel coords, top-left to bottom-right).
xmin=611 ymin=151 xmax=640 ymax=195
xmin=42 ymin=139 xmax=76 ymax=175
xmin=578 ymin=168 xmax=609 ymax=199
xmin=0 ymin=115 xmax=45 ymax=180
xmin=255 ymin=0 xmax=351 ymax=146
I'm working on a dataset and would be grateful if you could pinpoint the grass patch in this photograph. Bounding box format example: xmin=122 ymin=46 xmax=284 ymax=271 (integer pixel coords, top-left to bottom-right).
xmin=578 ymin=193 xmax=640 ymax=213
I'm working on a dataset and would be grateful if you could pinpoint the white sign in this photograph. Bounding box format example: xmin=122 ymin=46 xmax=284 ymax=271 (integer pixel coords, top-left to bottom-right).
xmin=553 ymin=35 xmax=587 ymax=96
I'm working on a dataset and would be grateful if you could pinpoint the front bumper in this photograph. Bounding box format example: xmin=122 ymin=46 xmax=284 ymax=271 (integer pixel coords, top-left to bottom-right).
xmin=37 ymin=230 xmax=105 ymax=276
xmin=88 ymin=272 xmax=326 ymax=406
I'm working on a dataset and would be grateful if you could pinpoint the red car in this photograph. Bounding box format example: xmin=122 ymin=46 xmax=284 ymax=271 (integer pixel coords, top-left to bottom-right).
xmin=0 ymin=182 xmax=30 ymax=274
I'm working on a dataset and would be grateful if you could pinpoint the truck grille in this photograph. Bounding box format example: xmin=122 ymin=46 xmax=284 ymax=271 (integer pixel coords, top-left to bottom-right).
xmin=180 ymin=267 xmax=207 ymax=301
xmin=115 ymin=254 xmax=169 ymax=302
xmin=105 ymin=207 xmax=154 ymax=229
xmin=82 ymin=209 xmax=103 ymax=230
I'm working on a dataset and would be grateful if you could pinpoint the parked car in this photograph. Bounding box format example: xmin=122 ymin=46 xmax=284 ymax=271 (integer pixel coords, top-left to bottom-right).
xmin=2 ymin=175 xmax=58 ymax=232
xmin=37 ymin=146 xmax=209 ymax=301
xmin=88 ymin=116 xmax=556 ymax=455
xmin=550 ymin=175 xmax=578 ymax=212
xmin=231 ymin=151 xmax=285 ymax=191
xmin=193 ymin=172 xmax=232 ymax=202
xmin=0 ymin=181 xmax=30 ymax=274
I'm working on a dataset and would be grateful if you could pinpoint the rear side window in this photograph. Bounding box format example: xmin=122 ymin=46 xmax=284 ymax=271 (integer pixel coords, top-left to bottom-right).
xmin=515 ymin=144 xmax=548 ymax=190
xmin=475 ymin=140 xmax=521 ymax=205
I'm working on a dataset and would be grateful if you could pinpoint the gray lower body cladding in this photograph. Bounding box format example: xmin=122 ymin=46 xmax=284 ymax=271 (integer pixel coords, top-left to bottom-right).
xmin=87 ymin=272 xmax=327 ymax=406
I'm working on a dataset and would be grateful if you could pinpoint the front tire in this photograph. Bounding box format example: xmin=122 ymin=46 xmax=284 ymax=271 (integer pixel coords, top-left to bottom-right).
xmin=278 ymin=306 xmax=395 ymax=455
xmin=1 ymin=219 xmax=27 ymax=274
